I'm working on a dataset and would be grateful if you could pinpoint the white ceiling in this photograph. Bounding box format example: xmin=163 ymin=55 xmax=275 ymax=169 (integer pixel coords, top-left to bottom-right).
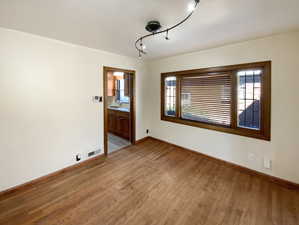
xmin=0 ymin=0 xmax=299 ymax=59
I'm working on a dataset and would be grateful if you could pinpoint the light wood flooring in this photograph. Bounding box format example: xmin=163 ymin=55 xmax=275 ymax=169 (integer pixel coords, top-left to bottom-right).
xmin=0 ymin=138 xmax=299 ymax=225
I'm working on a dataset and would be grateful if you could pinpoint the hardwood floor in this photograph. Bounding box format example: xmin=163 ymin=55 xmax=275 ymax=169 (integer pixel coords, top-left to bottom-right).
xmin=1 ymin=138 xmax=299 ymax=225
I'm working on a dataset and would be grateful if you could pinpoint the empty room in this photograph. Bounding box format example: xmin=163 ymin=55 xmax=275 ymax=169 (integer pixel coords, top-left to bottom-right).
xmin=0 ymin=0 xmax=299 ymax=224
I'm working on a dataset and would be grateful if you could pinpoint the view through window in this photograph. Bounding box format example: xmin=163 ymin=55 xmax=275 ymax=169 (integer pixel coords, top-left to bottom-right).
xmin=237 ymin=70 xmax=262 ymax=130
xmin=164 ymin=76 xmax=176 ymax=116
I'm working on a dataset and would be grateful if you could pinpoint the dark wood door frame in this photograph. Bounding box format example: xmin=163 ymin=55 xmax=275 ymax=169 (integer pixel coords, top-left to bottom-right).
xmin=103 ymin=66 xmax=136 ymax=156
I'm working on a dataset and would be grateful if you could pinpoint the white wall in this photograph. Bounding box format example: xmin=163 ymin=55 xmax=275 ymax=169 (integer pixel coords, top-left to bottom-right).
xmin=0 ymin=28 xmax=150 ymax=191
xmin=148 ymin=31 xmax=299 ymax=184
xmin=1 ymin=28 xmax=298 ymax=192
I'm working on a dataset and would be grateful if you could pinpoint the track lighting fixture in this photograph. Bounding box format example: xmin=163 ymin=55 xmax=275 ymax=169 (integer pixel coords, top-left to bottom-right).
xmin=135 ymin=0 xmax=200 ymax=57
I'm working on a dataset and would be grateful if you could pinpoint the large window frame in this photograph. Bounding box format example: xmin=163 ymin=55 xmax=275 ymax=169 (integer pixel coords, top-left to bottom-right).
xmin=161 ymin=61 xmax=271 ymax=141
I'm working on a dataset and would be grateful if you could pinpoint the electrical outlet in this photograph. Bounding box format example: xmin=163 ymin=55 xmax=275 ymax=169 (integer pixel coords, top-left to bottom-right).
xmin=264 ymin=158 xmax=272 ymax=169
xmin=76 ymin=154 xmax=82 ymax=161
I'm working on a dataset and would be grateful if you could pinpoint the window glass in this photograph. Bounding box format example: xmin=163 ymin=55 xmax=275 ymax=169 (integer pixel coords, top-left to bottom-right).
xmin=165 ymin=76 xmax=176 ymax=116
xmin=118 ymin=79 xmax=129 ymax=103
xmin=237 ymin=70 xmax=262 ymax=130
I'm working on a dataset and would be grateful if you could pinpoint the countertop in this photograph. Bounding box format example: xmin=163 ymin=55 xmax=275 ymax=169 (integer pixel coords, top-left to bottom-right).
xmin=108 ymin=106 xmax=130 ymax=112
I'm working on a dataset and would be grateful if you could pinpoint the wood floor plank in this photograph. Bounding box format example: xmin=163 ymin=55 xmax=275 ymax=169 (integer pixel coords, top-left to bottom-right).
xmin=0 ymin=139 xmax=298 ymax=225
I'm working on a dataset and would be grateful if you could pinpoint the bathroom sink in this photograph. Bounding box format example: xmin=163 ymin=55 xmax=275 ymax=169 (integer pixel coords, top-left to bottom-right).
xmin=108 ymin=106 xmax=130 ymax=112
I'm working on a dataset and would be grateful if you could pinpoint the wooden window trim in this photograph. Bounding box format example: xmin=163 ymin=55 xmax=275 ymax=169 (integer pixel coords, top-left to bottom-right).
xmin=161 ymin=61 xmax=271 ymax=141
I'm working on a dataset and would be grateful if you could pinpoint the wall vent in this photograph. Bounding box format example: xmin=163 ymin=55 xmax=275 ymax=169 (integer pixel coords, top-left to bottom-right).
xmin=88 ymin=149 xmax=101 ymax=157
xmin=88 ymin=151 xmax=95 ymax=157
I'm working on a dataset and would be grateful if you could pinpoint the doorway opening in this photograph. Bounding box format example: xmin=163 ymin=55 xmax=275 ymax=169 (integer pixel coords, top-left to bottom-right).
xmin=103 ymin=67 xmax=136 ymax=155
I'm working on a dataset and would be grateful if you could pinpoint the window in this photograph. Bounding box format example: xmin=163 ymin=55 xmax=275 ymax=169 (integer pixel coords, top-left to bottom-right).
xmin=164 ymin=76 xmax=176 ymax=116
xmin=237 ymin=70 xmax=262 ymax=130
xmin=181 ymin=73 xmax=231 ymax=126
xmin=116 ymin=79 xmax=129 ymax=103
xmin=161 ymin=61 xmax=271 ymax=140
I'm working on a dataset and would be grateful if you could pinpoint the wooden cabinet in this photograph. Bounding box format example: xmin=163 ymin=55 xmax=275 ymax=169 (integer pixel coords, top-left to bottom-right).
xmin=107 ymin=72 xmax=130 ymax=98
xmin=107 ymin=72 xmax=115 ymax=97
xmin=108 ymin=111 xmax=117 ymax=134
xmin=117 ymin=115 xmax=130 ymax=140
xmin=124 ymin=73 xmax=130 ymax=97
xmin=108 ymin=109 xmax=130 ymax=140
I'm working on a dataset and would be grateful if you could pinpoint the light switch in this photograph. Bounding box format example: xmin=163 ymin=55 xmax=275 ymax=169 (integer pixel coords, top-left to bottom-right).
xmin=92 ymin=96 xmax=102 ymax=103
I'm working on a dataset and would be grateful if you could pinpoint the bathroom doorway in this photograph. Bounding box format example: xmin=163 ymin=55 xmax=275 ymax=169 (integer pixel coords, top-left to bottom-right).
xmin=103 ymin=67 xmax=135 ymax=155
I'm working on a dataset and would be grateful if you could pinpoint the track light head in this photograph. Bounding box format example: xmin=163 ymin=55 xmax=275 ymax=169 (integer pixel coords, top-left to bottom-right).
xmin=165 ymin=30 xmax=170 ymax=40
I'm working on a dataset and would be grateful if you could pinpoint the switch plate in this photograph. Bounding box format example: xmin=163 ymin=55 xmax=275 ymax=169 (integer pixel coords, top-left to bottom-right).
xmin=92 ymin=96 xmax=102 ymax=103
xmin=264 ymin=158 xmax=272 ymax=169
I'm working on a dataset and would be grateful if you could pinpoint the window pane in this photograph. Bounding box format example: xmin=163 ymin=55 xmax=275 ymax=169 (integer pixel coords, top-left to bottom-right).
xmin=164 ymin=76 xmax=176 ymax=116
xmin=237 ymin=70 xmax=261 ymax=130
xmin=181 ymin=73 xmax=231 ymax=126
xmin=119 ymin=79 xmax=129 ymax=103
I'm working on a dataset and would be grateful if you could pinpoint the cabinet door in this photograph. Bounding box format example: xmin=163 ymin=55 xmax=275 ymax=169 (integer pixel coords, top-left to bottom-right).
xmin=108 ymin=111 xmax=116 ymax=133
xmin=124 ymin=73 xmax=130 ymax=97
xmin=117 ymin=116 xmax=130 ymax=139
xmin=107 ymin=72 xmax=115 ymax=97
